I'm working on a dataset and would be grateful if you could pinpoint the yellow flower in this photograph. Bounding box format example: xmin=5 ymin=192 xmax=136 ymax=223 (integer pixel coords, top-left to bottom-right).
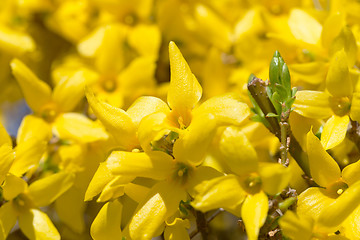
xmin=279 ymin=210 xmax=351 ymax=240
xmin=65 ymin=22 xmax=161 ymax=108
xmin=0 ymin=172 xmax=74 ymax=240
xmin=294 ymin=50 xmax=360 ymax=149
xmin=191 ymin=126 xmax=291 ymax=240
xmin=0 ymin=122 xmax=14 ymax=184
xmin=296 ymin=130 xmax=360 ymax=236
xmin=88 ymin=41 xmax=250 ymax=239
xmin=0 ymin=0 xmax=35 ymax=56
xmin=10 ymin=58 xmax=108 ymax=145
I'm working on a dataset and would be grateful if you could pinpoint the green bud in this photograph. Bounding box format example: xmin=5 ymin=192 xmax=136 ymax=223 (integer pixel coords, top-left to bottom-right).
xmin=269 ymin=51 xmax=291 ymax=100
xmin=269 ymin=50 xmax=281 ymax=90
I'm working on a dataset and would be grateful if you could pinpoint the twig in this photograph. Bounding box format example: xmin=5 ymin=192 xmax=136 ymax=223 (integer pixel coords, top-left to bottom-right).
xmin=279 ymin=121 xmax=289 ymax=166
xmin=248 ymin=77 xmax=310 ymax=177
xmin=190 ymin=208 xmax=224 ymax=239
xmin=347 ymin=119 xmax=360 ymax=151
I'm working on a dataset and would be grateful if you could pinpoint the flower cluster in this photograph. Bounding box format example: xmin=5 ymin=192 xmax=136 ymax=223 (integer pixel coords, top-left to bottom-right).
xmin=1 ymin=0 xmax=360 ymax=240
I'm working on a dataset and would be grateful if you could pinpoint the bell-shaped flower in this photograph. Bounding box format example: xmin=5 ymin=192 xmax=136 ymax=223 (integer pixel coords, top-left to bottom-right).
xmin=0 ymin=172 xmax=74 ymax=240
xmin=84 ymin=89 xmax=170 ymax=203
xmin=9 ymin=58 xmax=108 ymax=177
xmin=294 ymin=50 xmax=360 ymax=149
xmin=89 ymin=41 xmax=250 ymax=239
xmin=296 ymin=130 xmax=360 ymax=236
xmin=190 ymin=126 xmax=291 ymax=240
xmin=74 ymin=22 xmax=161 ymax=108
xmin=279 ymin=210 xmax=351 ymax=240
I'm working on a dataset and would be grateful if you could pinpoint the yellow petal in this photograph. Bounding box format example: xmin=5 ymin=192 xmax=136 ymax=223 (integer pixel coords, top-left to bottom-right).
xmin=321 ymin=13 xmax=344 ymax=49
xmin=317 ymin=181 xmax=360 ymax=228
xmin=129 ymin=181 xmax=187 ymax=240
xmin=18 ymin=209 xmax=60 ymax=240
xmin=330 ymin=27 xmax=358 ymax=67
xmin=126 ymin=96 xmax=170 ymax=128
xmin=193 ymin=94 xmax=250 ymax=126
xmin=191 ymin=175 xmax=246 ymax=216
xmin=233 ymin=8 xmax=263 ymax=41
xmin=297 ymin=187 xmax=335 ymax=221
xmin=194 ymin=4 xmax=231 ymax=51
xmin=258 ymin=163 xmax=292 ymax=196
xmin=128 ymin=24 xmax=161 ymax=57
xmin=279 ymin=211 xmax=313 ymax=240
xmin=293 ymin=91 xmax=332 ymax=119
xmin=28 ymin=172 xmax=75 ymax=207
xmin=124 ymin=183 xmax=150 ymax=203
xmin=288 ymin=9 xmax=322 ymax=45
xmin=57 ymin=143 xmax=86 ymax=172
xmin=90 ymin=200 xmax=123 ymax=240
xmin=0 ymin=202 xmax=18 ymax=239
xmin=307 ymin=130 xmax=341 ymax=187
xmin=167 ymin=41 xmax=202 ymax=125
xmin=52 ymin=70 xmax=86 ymax=112
xmin=10 ymin=139 xmax=47 ymax=177
xmin=215 ymin=126 xmax=258 ymax=176
xmin=164 ymin=218 xmax=190 ymax=240
xmin=289 ymin=111 xmax=322 ymax=150
xmin=326 ymin=50 xmax=352 ymax=97
xmin=241 ymin=192 xmax=268 ymax=240
xmin=85 ymin=88 xmax=137 ymax=149
xmin=2 ymin=174 xmax=27 ymax=200
xmin=16 ymin=115 xmax=51 ymax=145
xmin=0 ymin=122 xmax=11 ymax=146
xmin=0 ymin=145 xmax=14 ymax=184
xmin=350 ymin=92 xmax=360 ymax=122
xmin=137 ymin=112 xmax=178 ymax=153
xmin=97 ymin=177 xmax=126 ymax=203
xmin=53 ymin=113 xmax=108 ymax=143
xmin=186 ymin=166 xmax=223 ymax=198
xmin=201 ymin=47 xmax=229 ymax=98
xmin=85 ymin=163 xmax=115 ymax=201
xmin=107 ymin=151 xmax=174 ymax=180
xmin=55 ymin=187 xmax=86 ymax=234
xmin=77 ymin=26 xmax=107 ymax=57
xmin=117 ymin=57 xmax=156 ymax=100
xmin=94 ymin=24 xmax=127 ymax=74
xmin=321 ymin=115 xmax=349 ymax=150
xmin=342 ymin=160 xmax=360 ymax=186
xmin=10 ymin=59 xmax=52 ymax=113
xmin=85 ymin=163 xmax=134 ymax=202
xmin=0 ymin=26 xmax=35 ymax=55
xmin=342 ymin=204 xmax=360 ymax=239
xmin=288 ymin=61 xmax=328 ymax=85
xmin=173 ymin=113 xmax=217 ymax=166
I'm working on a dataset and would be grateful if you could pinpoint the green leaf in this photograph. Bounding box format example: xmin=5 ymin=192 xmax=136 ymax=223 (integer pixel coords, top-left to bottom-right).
xmin=266 ymin=113 xmax=279 ymax=118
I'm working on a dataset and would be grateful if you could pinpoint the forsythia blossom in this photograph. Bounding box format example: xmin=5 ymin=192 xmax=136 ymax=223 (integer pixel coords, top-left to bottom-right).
xmin=1 ymin=1 xmax=360 ymax=240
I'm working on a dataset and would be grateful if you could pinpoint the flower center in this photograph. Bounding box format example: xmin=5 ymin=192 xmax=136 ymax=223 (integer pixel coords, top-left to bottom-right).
xmin=172 ymin=162 xmax=193 ymax=186
xmin=326 ymin=180 xmax=349 ymax=198
xmin=13 ymin=193 xmax=33 ymax=212
xmin=241 ymin=173 xmax=262 ymax=195
xmin=150 ymin=131 xmax=179 ymax=156
xmin=124 ymin=13 xmax=137 ymax=26
xmin=41 ymin=104 xmax=59 ymax=122
xmin=101 ymin=79 xmax=117 ymax=92
xmin=330 ymin=96 xmax=351 ymax=116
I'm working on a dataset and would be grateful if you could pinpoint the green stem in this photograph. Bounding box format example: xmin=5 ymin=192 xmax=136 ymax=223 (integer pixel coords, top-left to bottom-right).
xmin=279 ymin=122 xmax=289 ymax=166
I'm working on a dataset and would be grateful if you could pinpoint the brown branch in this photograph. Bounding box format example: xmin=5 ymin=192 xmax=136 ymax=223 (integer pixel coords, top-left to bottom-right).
xmin=347 ymin=119 xmax=360 ymax=151
xmin=248 ymin=77 xmax=310 ymax=177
